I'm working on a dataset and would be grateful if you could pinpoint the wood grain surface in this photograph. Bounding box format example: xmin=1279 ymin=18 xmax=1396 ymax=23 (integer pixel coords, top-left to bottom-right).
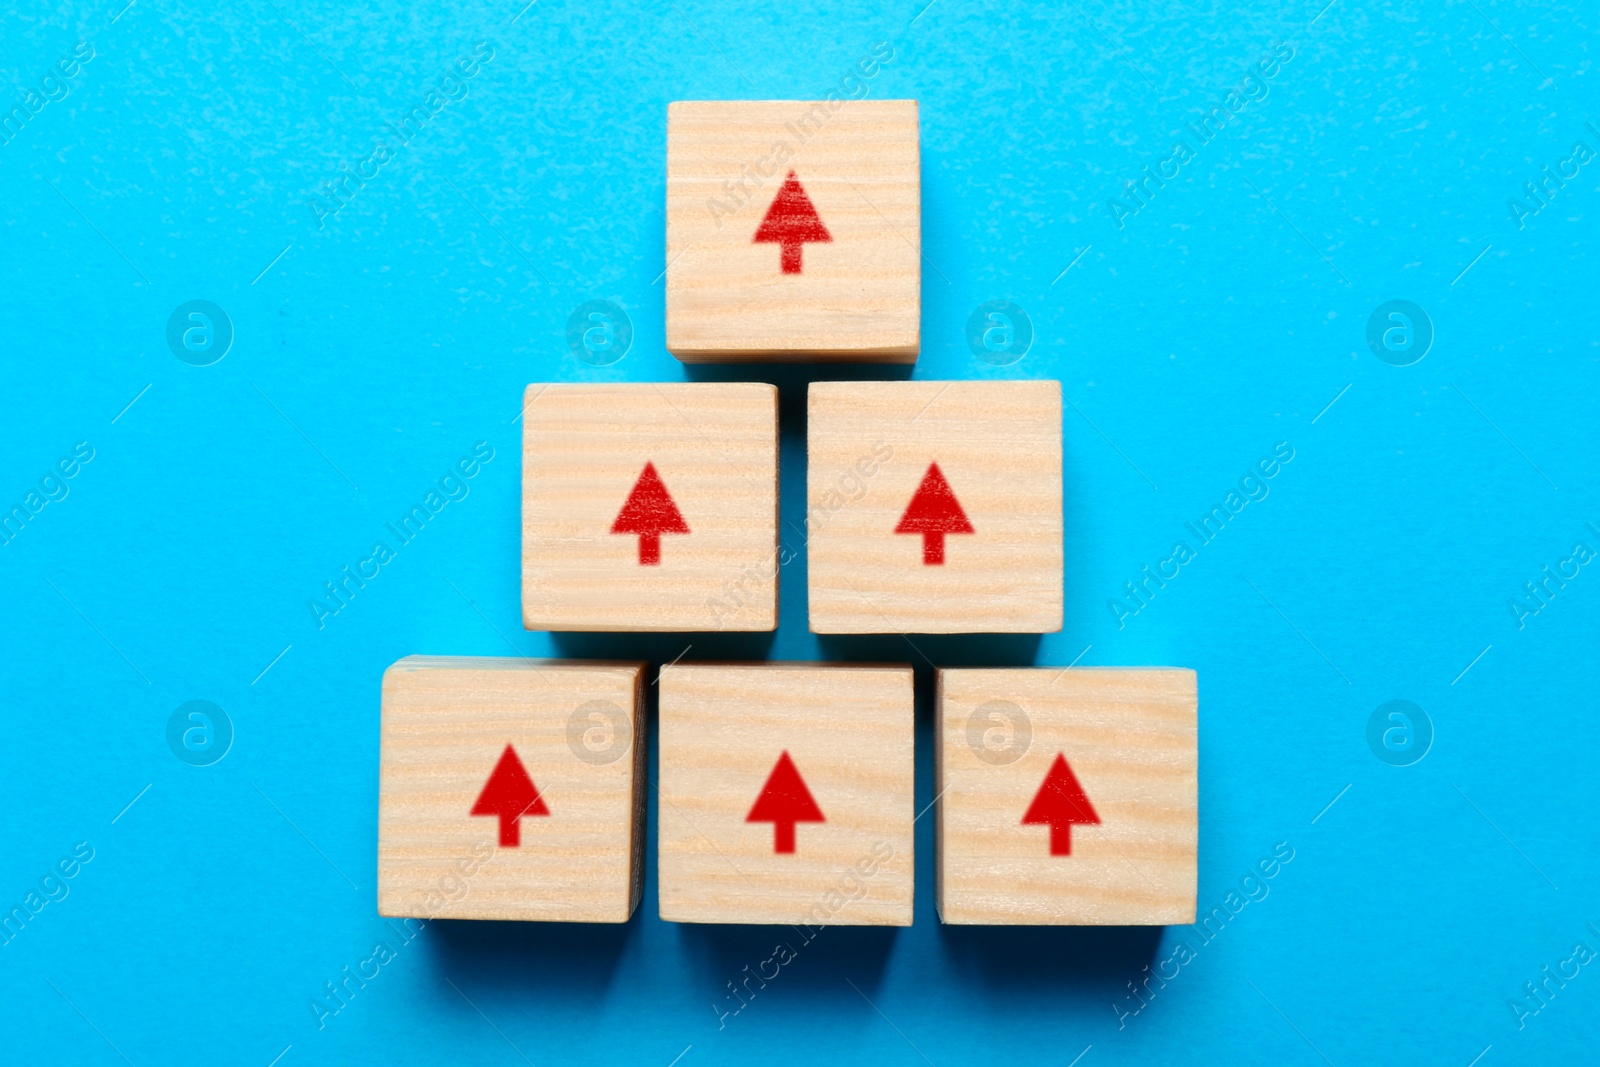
xmin=657 ymin=663 xmax=915 ymax=925
xmin=807 ymin=380 xmax=1063 ymax=633
xmin=378 ymin=656 xmax=646 ymax=923
xmin=666 ymin=100 xmax=920 ymax=361
xmin=521 ymin=382 xmax=779 ymax=632
xmin=937 ymin=667 xmax=1198 ymax=925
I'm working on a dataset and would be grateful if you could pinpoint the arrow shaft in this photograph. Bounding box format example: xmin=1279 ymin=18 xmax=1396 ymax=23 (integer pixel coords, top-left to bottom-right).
xmin=780 ymin=241 xmax=803 ymax=274
xmin=639 ymin=532 xmax=661 ymax=565
xmin=923 ymin=530 xmax=945 ymax=565
xmin=1049 ymin=821 xmax=1072 ymax=856
xmin=773 ymin=820 xmax=797 ymax=853
xmin=499 ymin=812 xmax=521 ymax=848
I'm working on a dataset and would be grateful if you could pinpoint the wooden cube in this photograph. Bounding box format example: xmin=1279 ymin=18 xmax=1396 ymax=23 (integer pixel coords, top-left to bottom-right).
xmin=807 ymin=380 xmax=1063 ymax=633
xmin=665 ymin=100 xmax=920 ymax=362
xmin=378 ymin=656 xmax=646 ymax=923
xmin=657 ymin=663 xmax=915 ymax=925
xmin=936 ymin=668 xmax=1198 ymax=925
xmin=521 ymin=382 xmax=778 ymax=632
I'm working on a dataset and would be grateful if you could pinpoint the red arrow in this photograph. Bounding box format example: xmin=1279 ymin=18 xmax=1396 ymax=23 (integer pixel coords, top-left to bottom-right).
xmin=470 ymin=744 xmax=550 ymax=847
xmin=610 ymin=461 xmax=690 ymax=565
xmin=894 ymin=462 xmax=974 ymax=564
xmin=753 ymin=171 xmax=832 ymax=274
xmin=745 ymin=750 xmax=825 ymax=854
xmin=1021 ymin=753 xmax=1100 ymax=856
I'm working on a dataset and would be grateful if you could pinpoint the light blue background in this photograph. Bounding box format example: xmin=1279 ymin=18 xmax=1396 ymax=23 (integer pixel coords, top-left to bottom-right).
xmin=2 ymin=0 xmax=1597 ymax=1064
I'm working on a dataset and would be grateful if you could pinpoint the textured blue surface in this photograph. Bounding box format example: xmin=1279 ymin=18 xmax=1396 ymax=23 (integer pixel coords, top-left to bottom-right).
xmin=2 ymin=0 xmax=1597 ymax=1064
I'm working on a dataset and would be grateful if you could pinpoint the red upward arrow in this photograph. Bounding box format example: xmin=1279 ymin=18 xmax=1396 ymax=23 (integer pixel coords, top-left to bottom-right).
xmin=1021 ymin=753 xmax=1100 ymax=856
xmin=753 ymin=171 xmax=832 ymax=274
xmin=895 ymin=462 xmax=974 ymax=565
xmin=470 ymin=744 xmax=550 ymax=847
xmin=745 ymin=751 xmax=825 ymax=854
xmin=610 ymin=461 xmax=689 ymax=565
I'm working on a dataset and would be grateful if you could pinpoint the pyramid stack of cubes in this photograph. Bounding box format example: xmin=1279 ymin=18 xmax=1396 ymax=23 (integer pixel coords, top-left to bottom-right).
xmin=377 ymin=100 xmax=1197 ymax=929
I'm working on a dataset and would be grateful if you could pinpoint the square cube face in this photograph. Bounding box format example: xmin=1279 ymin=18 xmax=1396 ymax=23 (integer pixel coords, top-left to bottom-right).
xmin=522 ymin=383 xmax=778 ymax=632
xmin=657 ymin=664 xmax=915 ymax=925
xmin=666 ymin=100 xmax=920 ymax=362
xmin=807 ymin=380 xmax=1063 ymax=633
xmin=937 ymin=668 xmax=1198 ymax=925
xmin=378 ymin=656 xmax=645 ymax=923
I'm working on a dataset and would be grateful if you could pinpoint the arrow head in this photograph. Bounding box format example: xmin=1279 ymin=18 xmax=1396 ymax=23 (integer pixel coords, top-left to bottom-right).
xmin=471 ymin=744 xmax=549 ymax=847
xmin=753 ymin=172 xmax=832 ymax=274
xmin=895 ymin=462 xmax=974 ymax=565
xmin=1021 ymin=752 xmax=1099 ymax=856
xmin=746 ymin=750 xmax=825 ymax=854
xmin=611 ymin=461 xmax=690 ymax=565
